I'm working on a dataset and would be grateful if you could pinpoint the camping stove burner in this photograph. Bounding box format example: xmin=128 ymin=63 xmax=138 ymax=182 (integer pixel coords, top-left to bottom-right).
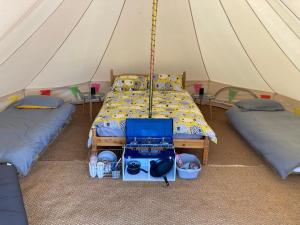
xmin=128 ymin=137 xmax=172 ymax=147
xmin=128 ymin=147 xmax=168 ymax=156
xmin=139 ymin=149 xmax=161 ymax=156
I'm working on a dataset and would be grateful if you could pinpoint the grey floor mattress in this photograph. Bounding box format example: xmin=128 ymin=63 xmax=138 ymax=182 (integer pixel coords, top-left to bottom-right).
xmin=0 ymin=103 xmax=75 ymax=176
xmin=0 ymin=164 xmax=28 ymax=225
xmin=226 ymin=106 xmax=300 ymax=178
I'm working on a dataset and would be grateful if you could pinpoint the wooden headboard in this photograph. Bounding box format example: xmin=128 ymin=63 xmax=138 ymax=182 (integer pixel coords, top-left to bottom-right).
xmin=110 ymin=69 xmax=186 ymax=89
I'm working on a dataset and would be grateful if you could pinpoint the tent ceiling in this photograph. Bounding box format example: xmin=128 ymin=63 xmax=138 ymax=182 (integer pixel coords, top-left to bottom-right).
xmin=280 ymin=0 xmax=300 ymax=20
xmin=267 ymin=0 xmax=300 ymax=38
xmin=0 ymin=0 xmax=92 ymax=96
xmin=221 ymin=0 xmax=300 ymax=100
xmin=0 ymin=0 xmax=299 ymax=100
xmin=190 ymin=0 xmax=272 ymax=92
xmin=0 ymin=0 xmax=40 ymax=39
xmin=28 ymin=0 xmax=124 ymax=88
xmin=0 ymin=0 xmax=63 ymax=64
xmin=91 ymin=0 xmax=153 ymax=82
xmin=92 ymin=0 xmax=208 ymax=82
xmin=153 ymin=0 xmax=208 ymax=81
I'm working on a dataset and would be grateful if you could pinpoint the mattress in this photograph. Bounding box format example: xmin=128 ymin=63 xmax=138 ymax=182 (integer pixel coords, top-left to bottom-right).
xmin=0 ymin=164 xmax=28 ymax=225
xmin=89 ymin=90 xmax=217 ymax=144
xmin=0 ymin=103 xmax=75 ymax=175
xmin=226 ymin=106 xmax=300 ymax=178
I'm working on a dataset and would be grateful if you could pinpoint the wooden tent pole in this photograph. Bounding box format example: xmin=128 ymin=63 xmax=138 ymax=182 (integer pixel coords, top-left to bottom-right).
xmin=149 ymin=0 xmax=158 ymax=118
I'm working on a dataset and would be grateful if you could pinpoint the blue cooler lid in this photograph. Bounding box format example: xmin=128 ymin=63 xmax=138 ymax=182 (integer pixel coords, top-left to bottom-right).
xmin=125 ymin=118 xmax=173 ymax=145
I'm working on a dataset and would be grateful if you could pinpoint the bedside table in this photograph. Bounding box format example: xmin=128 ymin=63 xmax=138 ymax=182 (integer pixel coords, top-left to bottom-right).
xmin=80 ymin=92 xmax=104 ymax=120
xmin=193 ymin=94 xmax=215 ymax=120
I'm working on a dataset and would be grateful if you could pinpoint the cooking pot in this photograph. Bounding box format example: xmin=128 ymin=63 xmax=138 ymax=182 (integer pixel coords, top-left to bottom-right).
xmin=150 ymin=158 xmax=174 ymax=186
xmin=127 ymin=160 xmax=148 ymax=175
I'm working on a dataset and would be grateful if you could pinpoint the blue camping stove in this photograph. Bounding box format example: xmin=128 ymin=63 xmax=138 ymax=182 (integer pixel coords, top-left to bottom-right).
xmin=122 ymin=118 xmax=176 ymax=183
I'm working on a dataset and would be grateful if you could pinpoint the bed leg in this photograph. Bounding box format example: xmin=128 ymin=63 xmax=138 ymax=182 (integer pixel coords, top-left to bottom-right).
xmin=91 ymin=143 xmax=98 ymax=155
xmin=202 ymin=137 xmax=209 ymax=165
xmin=91 ymin=128 xmax=98 ymax=155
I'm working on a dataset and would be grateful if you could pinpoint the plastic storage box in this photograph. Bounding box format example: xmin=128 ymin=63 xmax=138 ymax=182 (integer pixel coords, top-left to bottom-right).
xmin=177 ymin=153 xmax=202 ymax=179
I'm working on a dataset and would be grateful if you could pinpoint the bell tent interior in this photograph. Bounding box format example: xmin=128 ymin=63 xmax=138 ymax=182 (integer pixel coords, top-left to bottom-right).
xmin=0 ymin=1 xmax=299 ymax=225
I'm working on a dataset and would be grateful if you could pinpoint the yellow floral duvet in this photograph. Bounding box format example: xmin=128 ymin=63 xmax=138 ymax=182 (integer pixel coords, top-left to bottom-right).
xmin=90 ymin=90 xmax=217 ymax=143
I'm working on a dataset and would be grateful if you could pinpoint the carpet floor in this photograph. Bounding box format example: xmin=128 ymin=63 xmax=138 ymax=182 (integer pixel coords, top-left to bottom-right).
xmin=20 ymin=104 xmax=300 ymax=225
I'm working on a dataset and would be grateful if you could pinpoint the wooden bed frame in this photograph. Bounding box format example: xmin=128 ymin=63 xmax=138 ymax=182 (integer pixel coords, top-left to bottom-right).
xmin=91 ymin=69 xmax=210 ymax=165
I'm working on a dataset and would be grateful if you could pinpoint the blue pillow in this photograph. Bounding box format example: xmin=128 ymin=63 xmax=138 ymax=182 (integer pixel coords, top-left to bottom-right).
xmin=17 ymin=95 xmax=64 ymax=109
xmin=235 ymin=99 xmax=285 ymax=111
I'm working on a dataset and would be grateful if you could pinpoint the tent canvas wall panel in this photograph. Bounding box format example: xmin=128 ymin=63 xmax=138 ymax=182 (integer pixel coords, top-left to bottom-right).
xmin=0 ymin=0 xmax=64 ymax=64
xmin=0 ymin=0 xmax=39 ymax=38
xmin=281 ymin=0 xmax=300 ymax=20
xmin=0 ymin=0 xmax=300 ymax=106
xmin=267 ymin=0 xmax=300 ymax=38
xmin=0 ymin=0 xmax=92 ymax=97
xmin=28 ymin=0 xmax=124 ymax=88
xmin=190 ymin=0 xmax=271 ymax=92
xmin=93 ymin=0 xmax=208 ymax=81
xmin=248 ymin=0 xmax=300 ymax=71
xmin=92 ymin=0 xmax=152 ymax=81
xmin=154 ymin=0 xmax=208 ymax=80
xmin=221 ymin=0 xmax=300 ymax=101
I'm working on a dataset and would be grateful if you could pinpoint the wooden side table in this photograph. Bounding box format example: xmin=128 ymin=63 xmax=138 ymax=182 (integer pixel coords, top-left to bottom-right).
xmin=193 ymin=94 xmax=215 ymax=120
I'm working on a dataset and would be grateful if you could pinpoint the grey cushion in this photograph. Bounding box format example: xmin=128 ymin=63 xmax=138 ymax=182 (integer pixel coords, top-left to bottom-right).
xmin=17 ymin=95 xmax=64 ymax=108
xmin=0 ymin=164 xmax=28 ymax=225
xmin=235 ymin=99 xmax=285 ymax=111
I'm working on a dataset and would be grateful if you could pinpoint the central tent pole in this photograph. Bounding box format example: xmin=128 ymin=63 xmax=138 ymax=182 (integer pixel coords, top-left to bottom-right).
xmin=149 ymin=0 xmax=158 ymax=118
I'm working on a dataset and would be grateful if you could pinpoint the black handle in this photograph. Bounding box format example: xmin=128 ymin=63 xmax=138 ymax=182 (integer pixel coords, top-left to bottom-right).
xmin=163 ymin=176 xmax=169 ymax=186
xmin=140 ymin=168 xmax=148 ymax=173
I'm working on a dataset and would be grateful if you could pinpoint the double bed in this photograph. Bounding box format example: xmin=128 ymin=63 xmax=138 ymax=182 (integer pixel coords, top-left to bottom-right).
xmin=89 ymin=71 xmax=216 ymax=164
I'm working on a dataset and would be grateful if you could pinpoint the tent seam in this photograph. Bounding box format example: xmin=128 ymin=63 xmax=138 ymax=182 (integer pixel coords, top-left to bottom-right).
xmin=219 ymin=0 xmax=275 ymax=93
xmin=266 ymin=0 xmax=300 ymax=40
xmin=279 ymin=0 xmax=300 ymax=21
xmin=0 ymin=0 xmax=65 ymax=66
xmin=0 ymin=0 xmax=44 ymax=42
xmin=245 ymin=0 xmax=300 ymax=73
xmin=89 ymin=0 xmax=127 ymax=82
xmin=187 ymin=0 xmax=210 ymax=81
xmin=24 ymin=0 xmax=94 ymax=89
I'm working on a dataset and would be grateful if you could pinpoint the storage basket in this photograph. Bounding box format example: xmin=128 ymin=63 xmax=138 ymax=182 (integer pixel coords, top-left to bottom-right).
xmin=89 ymin=149 xmax=123 ymax=179
xmin=176 ymin=153 xmax=201 ymax=179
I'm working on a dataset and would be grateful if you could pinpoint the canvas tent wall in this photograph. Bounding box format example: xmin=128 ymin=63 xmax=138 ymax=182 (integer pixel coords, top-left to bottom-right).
xmin=0 ymin=0 xmax=300 ymax=110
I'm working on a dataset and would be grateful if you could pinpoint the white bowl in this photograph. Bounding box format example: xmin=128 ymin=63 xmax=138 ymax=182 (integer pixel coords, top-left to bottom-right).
xmin=97 ymin=150 xmax=117 ymax=162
